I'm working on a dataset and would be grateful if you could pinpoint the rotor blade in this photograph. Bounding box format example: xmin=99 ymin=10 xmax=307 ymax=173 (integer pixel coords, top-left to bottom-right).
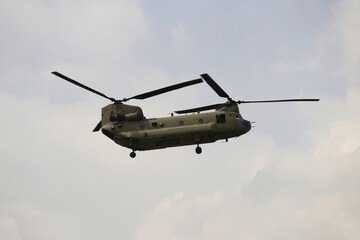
xmin=201 ymin=73 xmax=231 ymax=100
xmin=123 ymin=78 xmax=203 ymax=101
xmin=52 ymin=71 xmax=116 ymax=102
xmin=237 ymin=98 xmax=320 ymax=104
xmin=175 ymin=103 xmax=222 ymax=114
xmin=93 ymin=121 xmax=102 ymax=132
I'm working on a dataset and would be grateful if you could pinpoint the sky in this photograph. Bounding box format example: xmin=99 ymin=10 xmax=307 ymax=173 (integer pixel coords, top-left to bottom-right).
xmin=1 ymin=0 xmax=359 ymax=239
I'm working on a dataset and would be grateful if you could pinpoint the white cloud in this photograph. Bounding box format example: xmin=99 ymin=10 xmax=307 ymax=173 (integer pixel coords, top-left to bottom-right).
xmin=1 ymin=0 xmax=360 ymax=239
xmin=133 ymin=1 xmax=360 ymax=239
xmin=0 ymin=0 xmax=147 ymax=62
xmin=0 ymin=215 xmax=22 ymax=240
xmin=171 ymin=23 xmax=193 ymax=50
xmin=134 ymin=191 xmax=227 ymax=240
xmin=0 ymin=0 xmax=149 ymax=99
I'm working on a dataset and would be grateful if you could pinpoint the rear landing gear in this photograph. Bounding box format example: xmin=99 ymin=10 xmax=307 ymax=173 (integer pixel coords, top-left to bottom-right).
xmin=195 ymin=145 xmax=202 ymax=154
xmin=130 ymin=151 xmax=136 ymax=158
xmin=194 ymin=134 xmax=202 ymax=154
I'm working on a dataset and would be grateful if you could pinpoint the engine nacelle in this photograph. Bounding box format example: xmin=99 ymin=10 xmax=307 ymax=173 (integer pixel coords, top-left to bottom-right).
xmin=125 ymin=111 xmax=144 ymax=121
xmin=102 ymin=103 xmax=145 ymax=125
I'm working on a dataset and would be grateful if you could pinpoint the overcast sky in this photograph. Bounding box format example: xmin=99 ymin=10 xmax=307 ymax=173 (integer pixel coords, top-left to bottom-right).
xmin=1 ymin=0 xmax=359 ymax=239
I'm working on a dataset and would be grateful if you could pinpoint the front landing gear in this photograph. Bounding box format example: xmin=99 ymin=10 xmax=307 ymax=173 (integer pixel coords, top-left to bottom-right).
xmin=195 ymin=145 xmax=202 ymax=154
xmin=130 ymin=151 xmax=136 ymax=158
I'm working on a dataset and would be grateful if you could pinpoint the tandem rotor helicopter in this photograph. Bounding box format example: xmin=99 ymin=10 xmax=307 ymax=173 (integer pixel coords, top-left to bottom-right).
xmin=52 ymin=72 xmax=319 ymax=158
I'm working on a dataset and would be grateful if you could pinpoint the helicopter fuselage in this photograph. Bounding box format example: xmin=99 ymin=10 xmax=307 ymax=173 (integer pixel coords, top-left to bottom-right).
xmin=100 ymin=103 xmax=251 ymax=151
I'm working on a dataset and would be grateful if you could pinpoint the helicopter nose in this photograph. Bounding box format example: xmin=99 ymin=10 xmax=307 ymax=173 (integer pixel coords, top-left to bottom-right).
xmin=243 ymin=120 xmax=251 ymax=132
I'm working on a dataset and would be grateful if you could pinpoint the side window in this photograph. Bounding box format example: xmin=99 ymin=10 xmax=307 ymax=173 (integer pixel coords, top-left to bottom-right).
xmin=216 ymin=114 xmax=226 ymax=123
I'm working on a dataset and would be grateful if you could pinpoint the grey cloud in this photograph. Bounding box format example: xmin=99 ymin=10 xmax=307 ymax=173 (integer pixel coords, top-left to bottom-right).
xmin=1 ymin=0 xmax=360 ymax=239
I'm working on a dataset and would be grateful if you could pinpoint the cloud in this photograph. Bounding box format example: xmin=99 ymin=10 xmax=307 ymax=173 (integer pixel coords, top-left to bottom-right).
xmin=134 ymin=191 xmax=228 ymax=240
xmin=171 ymin=23 xmax=193 ymax=50
xmin=133 ymin=1 xmax=360 ymax=239
xmin=0 ymin=215 xmax=21 ymax=240
xmin=0 ymin=0 xmax=147 ymax=62
xmin=0 ymin=0 xmax=149 ymax=99
xmin=1 ymin=0 xmax=360 ymax=239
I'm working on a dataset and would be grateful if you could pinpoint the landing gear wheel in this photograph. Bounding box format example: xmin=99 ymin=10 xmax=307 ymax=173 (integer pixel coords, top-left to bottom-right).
xmin=195 ymin=146 xmax=202 ymax=154
xmin=130 ymin=151 xmax=136 ymax=158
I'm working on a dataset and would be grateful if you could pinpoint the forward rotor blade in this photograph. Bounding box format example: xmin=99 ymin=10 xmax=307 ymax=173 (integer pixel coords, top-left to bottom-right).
xmin=175 ymin=103 xmax=222 ymax=114
xmin=176 ymin=98 xmax=320 ymax=114
xmin=237 ymin=98 xmax=320 ymax=104
xmin=123 ymin=78 xmax=203 ymax=102
xmin=93 ymin=121 xmax=102 ymax=132
xmin=201 ymin=73 xmax=231 ymax=100
xmin=52 ymin=71 xmax=116 ymax=102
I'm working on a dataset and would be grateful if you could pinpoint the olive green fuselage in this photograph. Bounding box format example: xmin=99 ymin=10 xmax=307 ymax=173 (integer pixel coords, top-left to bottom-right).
xmin=100 ymin=103 xmax=251 ymax=151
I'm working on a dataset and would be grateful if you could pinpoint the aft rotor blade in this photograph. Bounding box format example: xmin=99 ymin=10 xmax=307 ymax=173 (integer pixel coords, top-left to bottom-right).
xmin=175 ymin=103 xmax=222 ymax=114
xmin=52 ymin=71 xmax=116 ymax=102
xmin=238 ymin=98 xmax=320 ymax=104
xmin=123 ymin=78 xmax=203 ymax=101
xmin=201 ymin=73 xmax=231 ymax=100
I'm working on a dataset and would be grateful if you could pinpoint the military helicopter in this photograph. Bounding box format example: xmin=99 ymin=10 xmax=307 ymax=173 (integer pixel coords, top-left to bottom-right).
xmin=52 ymin=72 xmax=319 ymax=158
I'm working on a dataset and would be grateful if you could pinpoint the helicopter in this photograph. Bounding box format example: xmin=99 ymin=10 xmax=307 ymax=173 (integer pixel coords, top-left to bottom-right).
xmin=52 ymin=72 xmax=319 ymax=158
